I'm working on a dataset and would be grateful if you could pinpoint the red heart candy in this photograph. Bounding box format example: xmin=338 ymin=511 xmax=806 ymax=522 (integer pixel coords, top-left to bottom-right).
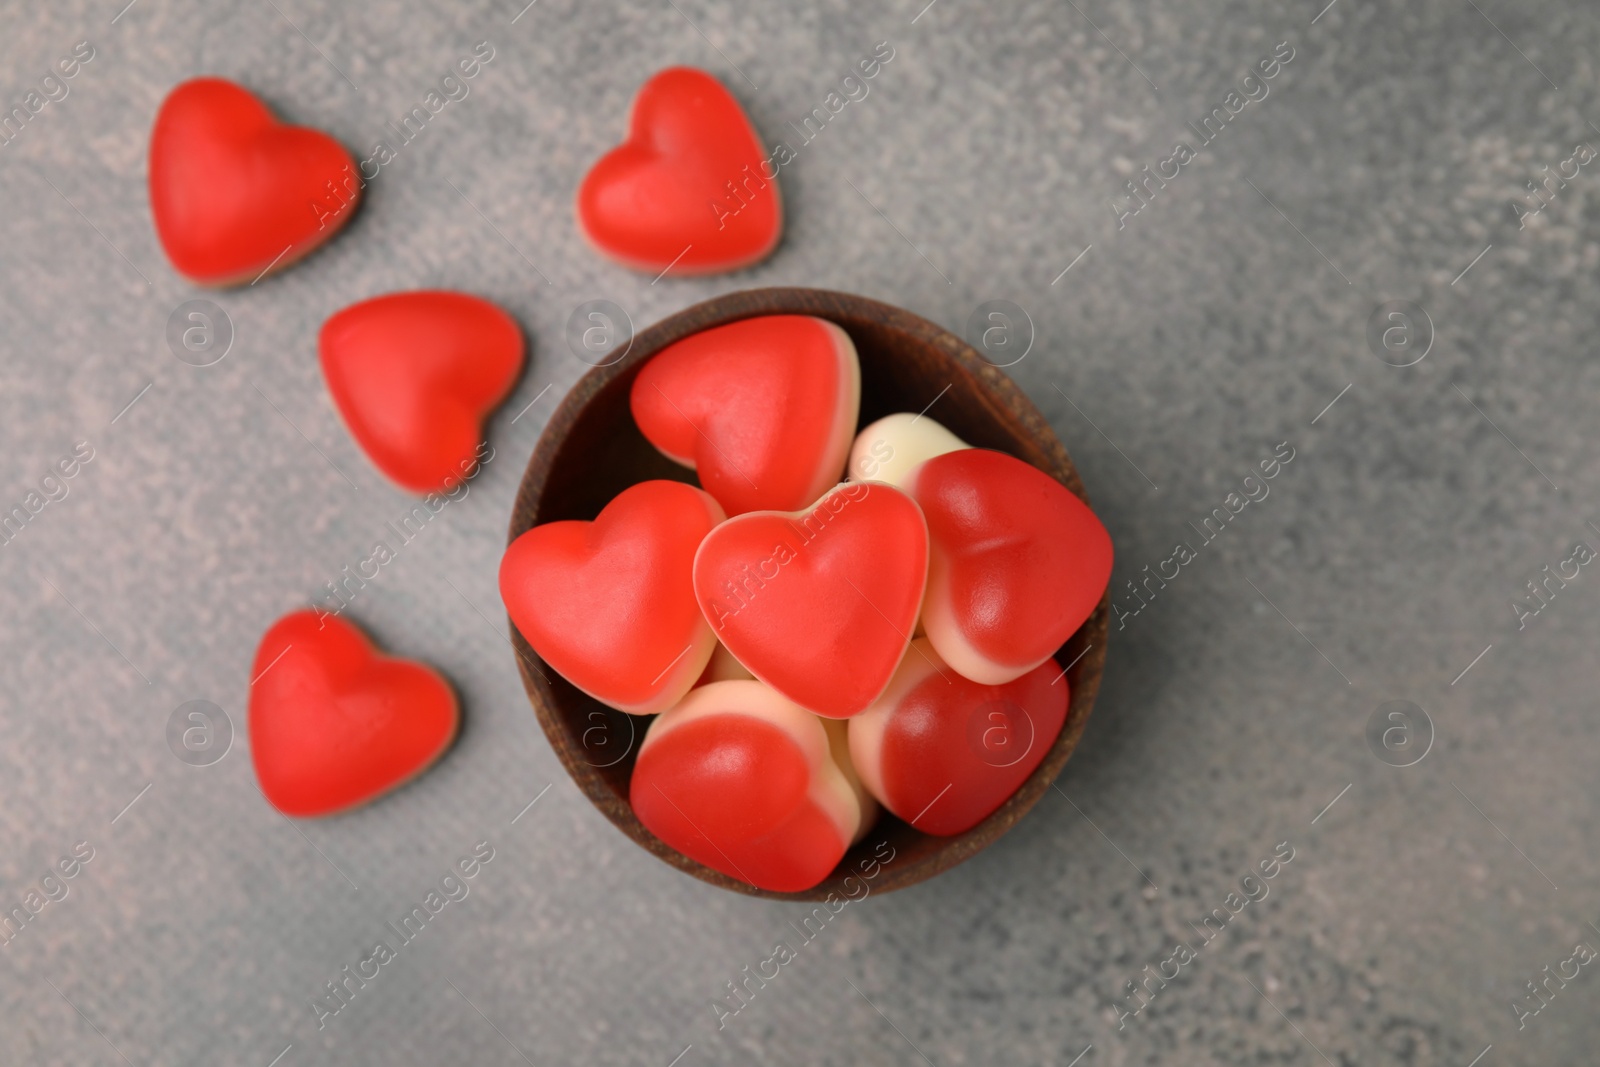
xmin=906 ymin=449 xmax=1112 ymax=685
xmin=150 ymin=77 xmax=360 ymax=285
xmin=501 ymin=480 xmax=726 ymax=714
xmin=249 ymin=611 xmax=458 ymax=817
xmin=577 ymin=67 xmax=781 ymax=274
xmin=631 ymin=315 xmax=860 ymax=516
xmin=320 ymin=291 xmax=524 ymax=493
xmin=693 ymin=482 xmax=927 ymax=718
xmin=631 ymin=680 xmax=862 ymax=891
xmin=849 ymin=638 xmax=1068 ymax=837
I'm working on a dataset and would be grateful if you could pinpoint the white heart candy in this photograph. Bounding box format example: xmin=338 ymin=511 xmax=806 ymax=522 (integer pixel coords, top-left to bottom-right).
xmin=846 ymin=413 xmax=968 ymax=488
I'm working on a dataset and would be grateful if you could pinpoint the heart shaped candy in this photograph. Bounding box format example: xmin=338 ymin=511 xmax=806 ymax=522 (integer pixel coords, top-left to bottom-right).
xmin=847 ymin=412 xmax=969 ymax=487
xmin=320 ymin=291 xmax=524 ymax=494
xmin=501 ymin=480 xmax=725 ymax=715
xmin=150 ymin=77 xmax=360 ymax=285
xmin=849 ymin=638 xmax=1068 ymax=836
xmin=631 ymin=680 xmax=864 ymax=891
xmin=249 ymin=611 xmax=458 ymax=817
xmin=906 ymin=449 xmax=1112 ymax=685
xmin=693 ymin=481 xmax=927 ymax=718
xmin=632 ymin=315 xmax=860 ymax=516
xmin=577 ymin=67 xmax=781 ymax=274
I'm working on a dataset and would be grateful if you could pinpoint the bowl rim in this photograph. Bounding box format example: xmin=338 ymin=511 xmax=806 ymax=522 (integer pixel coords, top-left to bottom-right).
xmin=506 ymin=286 xmax=1111 ymax=900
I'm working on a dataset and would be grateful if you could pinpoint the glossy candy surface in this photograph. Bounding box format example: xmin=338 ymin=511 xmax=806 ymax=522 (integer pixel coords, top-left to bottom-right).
xmin=693 ymin=481 xmax=927 ymax=718
xmin=849 ymin=638 xmax=1067 ymax=836
xmin=631 ymin=314 xmax=860 ymax=516
xmin=906 ymin=449 xmax=1112 ymax=685
xmin=501 ymin=480 xmax=725 ymax=715
xmin=847 ymin=412 xmax=969 ymax=488
xmin=320 ymin=291 xmax=524 ymax=494
xmin=630 ymin=680 xmax=862 ymax=892
xmin=577 ymin=67 xmax=781 ymax=274
xmin=249 ymin=611 xmax=458 ymax=817
xmin=150 ymin=77 xmax=359 ymax=285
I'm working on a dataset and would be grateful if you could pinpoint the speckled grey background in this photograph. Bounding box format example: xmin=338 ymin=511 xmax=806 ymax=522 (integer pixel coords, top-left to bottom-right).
xmin=1 ymin=0 xmax=1596 ymax=1063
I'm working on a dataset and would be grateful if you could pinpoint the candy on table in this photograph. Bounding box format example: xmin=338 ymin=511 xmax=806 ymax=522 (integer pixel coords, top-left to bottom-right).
xmin=249 ymin=611 xmax=459 ymax=818
xmin=577 ymin=67 xmax=781 ymax=275
xmin=149 ymin=77 xmax=360 ymax=286
xmin=847 ymin=412 xmax=969 ymax=488
xmin=693 ymin=481 xmax=928 ymax=719
xmin=848 ymin=638 xmax=1068 ymax=837
xmin=905 ymin=448 xmax=1112 ymax=686
xmin=320 ymin=291 xmax=524 ymax=494
xmin=500 ymin=480 xmax=726 ymax=715
xmin=630 ymin=680 xmax=866 ymax=892
xmin=631 ymin=314 xmax=860 ymax=516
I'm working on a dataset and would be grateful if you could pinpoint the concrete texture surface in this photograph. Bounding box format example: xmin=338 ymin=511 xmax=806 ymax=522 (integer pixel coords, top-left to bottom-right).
xmin=1 ymin=0 xmax=1597 ymax=1063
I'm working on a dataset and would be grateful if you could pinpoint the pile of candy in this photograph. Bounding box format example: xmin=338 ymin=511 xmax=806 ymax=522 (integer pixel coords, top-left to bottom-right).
xmin=500 ymin=316 xmax=1112 ymax=891
xmin=144 ymin=57 xmax=1111 ymax=891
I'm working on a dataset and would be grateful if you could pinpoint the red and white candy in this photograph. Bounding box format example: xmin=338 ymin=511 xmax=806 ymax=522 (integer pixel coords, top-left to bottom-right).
xmin=905 ymin=448 xmax=1111 ymax=686
xmin=630 ymin=680 xmax=868 ymax=891
xmin=848 ymin=412 xmax=968 ymax=487
xmin=692 ymin=481 xmax=927 ymax=719
xmin=631 ymin=315 xmax=860 ymax=516
xmin=500 ymin=480 xmax=725 ymax=714
xmin=849 ymin=638 xmax=1068 ymax=836
xmin=495 ymin=323 xmax=1110 ymax=890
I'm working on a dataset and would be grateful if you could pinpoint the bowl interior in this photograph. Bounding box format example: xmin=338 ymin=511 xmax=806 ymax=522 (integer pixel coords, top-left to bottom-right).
xmin=508 ymin=287 xmax=1109 ymax=900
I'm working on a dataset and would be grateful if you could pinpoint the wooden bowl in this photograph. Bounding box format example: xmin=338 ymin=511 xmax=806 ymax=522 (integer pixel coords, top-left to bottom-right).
xmin=507 ymin=287 xmax=1109 ymax=900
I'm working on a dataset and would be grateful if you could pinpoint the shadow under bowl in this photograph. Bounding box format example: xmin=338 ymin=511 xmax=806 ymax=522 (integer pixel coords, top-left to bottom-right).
xmin=508 ymin=287 xmax=1110 ymax=900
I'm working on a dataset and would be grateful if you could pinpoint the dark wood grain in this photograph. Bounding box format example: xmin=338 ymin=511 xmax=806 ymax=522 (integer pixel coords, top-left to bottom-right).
xmin=507 ymin=287 xmax=1110 ymax=900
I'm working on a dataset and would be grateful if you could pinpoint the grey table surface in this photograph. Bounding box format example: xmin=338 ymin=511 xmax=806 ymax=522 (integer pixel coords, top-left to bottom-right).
xmin=2 ymin=0 xmax=1597 ymax=1064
